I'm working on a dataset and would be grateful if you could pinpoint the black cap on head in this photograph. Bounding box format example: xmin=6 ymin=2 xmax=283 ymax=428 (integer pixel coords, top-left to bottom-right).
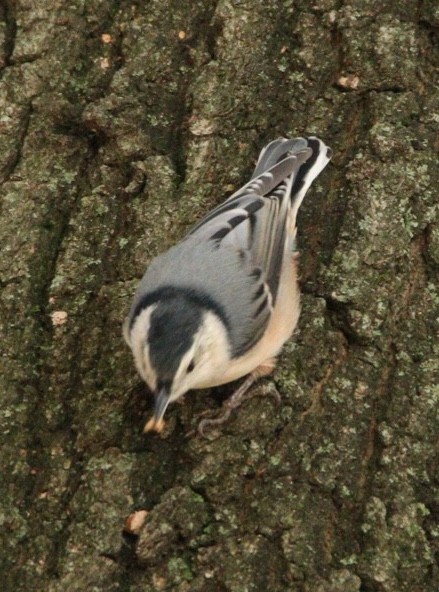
xmin=148 ymin=293 xmax=203 ymax=382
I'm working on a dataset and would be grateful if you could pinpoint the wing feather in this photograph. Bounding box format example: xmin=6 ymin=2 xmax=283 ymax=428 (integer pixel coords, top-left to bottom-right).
xmin=188 ymin=148 xmax=311 ymax=302
xmin=128 ymin=137 xmax=330 ymax=359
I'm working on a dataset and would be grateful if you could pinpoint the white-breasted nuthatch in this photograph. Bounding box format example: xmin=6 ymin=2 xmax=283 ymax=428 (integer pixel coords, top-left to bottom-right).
xmin=123 ymin=137 xmax=332 ymax=433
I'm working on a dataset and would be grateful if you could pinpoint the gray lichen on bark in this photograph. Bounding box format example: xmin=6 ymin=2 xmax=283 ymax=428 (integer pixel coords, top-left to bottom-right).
xmin=0 ymin=1 xmax=438 ymax=591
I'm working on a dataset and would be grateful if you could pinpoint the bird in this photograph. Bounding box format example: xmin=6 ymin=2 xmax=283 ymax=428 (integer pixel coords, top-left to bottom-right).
xmin=123 ymin=136 xmax=332 ymax=434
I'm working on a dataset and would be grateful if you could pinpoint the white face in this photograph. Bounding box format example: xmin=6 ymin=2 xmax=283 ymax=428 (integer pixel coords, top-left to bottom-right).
xmin=125 ymin=305 xmax=158 ymax=392
xmin=126 ymin=308 xmax=231 ymax=402
xmin=168 ymin=310 xmax=232 ymax=401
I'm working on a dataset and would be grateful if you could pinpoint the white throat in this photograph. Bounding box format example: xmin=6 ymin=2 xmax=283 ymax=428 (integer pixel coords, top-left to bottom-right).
xmin=187 ymin=310 xmax=232 ymax=390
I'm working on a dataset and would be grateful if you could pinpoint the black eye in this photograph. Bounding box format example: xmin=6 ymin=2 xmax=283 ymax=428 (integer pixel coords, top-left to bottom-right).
xmin=187 ymin=360 xmax=195 ymax=373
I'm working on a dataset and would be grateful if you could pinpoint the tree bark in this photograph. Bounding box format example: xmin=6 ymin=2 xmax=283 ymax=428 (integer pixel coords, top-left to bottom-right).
xmin=1 ymin=1 xmax=438 ymax=590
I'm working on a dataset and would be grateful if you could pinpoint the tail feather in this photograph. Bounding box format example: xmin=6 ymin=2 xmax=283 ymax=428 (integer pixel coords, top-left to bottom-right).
xmin=251 ymin=136 xmax=331 ymax=224
xmin=251 ymin=137 xmax=309 ymax=179
xmin=251 ymin=136 xmax=331 ymax=199
xmin=288 ymin=136 xmax=332 ymax=222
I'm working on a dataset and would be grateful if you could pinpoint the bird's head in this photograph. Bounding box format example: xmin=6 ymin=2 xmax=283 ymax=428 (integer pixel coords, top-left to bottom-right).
xmin=124 ymin=289 xmax=230 ymax=432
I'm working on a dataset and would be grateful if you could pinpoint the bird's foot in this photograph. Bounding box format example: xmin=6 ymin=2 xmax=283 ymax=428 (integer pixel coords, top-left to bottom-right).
xmin=197 ymin=359 xmax=279 ymax=437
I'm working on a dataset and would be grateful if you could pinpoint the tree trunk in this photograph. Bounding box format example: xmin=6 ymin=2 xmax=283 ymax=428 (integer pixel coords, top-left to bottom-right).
xmin=1 ymin=1 xmax=438 ymax=590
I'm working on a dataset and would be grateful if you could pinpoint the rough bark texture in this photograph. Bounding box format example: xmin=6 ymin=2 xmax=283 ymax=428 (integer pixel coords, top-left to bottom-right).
xmin=1 ymin=1 xmax=438 ymax=591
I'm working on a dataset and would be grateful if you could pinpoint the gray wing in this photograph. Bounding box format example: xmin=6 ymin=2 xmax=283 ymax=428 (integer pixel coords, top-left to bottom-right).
xmin=131 ymin=137 xmax=331 ymax=357
xmin=187 ymin=143 xmax=313 ymax=304
xmin=187 ymin=136 xmax=332 ymax=306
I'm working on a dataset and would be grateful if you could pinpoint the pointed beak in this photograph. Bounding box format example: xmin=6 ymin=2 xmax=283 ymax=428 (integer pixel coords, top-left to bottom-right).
xmin=143 ymin=386 xmax=171 ymax=434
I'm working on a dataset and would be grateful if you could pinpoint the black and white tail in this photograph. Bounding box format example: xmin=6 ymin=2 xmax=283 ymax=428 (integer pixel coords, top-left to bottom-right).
xmin=251 ymin=136 xmax=332 ymax=219
xmin=187 ymin=136 xmax=331 ymax=247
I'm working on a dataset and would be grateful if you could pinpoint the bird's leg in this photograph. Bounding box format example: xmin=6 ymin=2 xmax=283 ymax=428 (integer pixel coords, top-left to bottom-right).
xmin=197 ymin=359 xmax=278 ymax=437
